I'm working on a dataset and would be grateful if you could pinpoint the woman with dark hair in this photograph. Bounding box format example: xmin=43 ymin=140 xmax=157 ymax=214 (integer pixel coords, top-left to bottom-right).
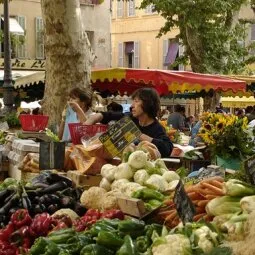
xmin=84 ymin=88 xmax=173 ymax=158
xmin=58 ymin=87 xmax=95 ymax=141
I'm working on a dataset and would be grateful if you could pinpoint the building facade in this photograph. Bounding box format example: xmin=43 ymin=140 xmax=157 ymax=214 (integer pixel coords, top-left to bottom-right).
xmin=0 ymin=0 xmax=111 ymax=68
xmin=111 ymin=0 xmax=255 ymax=71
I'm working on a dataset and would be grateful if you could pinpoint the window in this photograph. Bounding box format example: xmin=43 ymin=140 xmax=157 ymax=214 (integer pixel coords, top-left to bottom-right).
xmin=117 ymin=0 xmax=124 ymax=18
xmin=35 ymin=17 xmax=44 ymax=59
xmin=145 ymin=4 xmax=155 ymax=14
xmin=128 ymin=0 xmax=135 ymax=17
xmin=163 ymin=39 xmax=184 ymax=70
xmin=118 ymin=42 xmax=124 ymax=67
xmin=16 ymin=16 xmax=26 ymax=58
xmin=118 ymin=41 xmax=140 ymax=68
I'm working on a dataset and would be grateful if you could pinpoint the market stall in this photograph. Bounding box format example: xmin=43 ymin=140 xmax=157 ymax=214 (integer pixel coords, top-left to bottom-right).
xmin=91 ymin=68 xmax=247 ymax=96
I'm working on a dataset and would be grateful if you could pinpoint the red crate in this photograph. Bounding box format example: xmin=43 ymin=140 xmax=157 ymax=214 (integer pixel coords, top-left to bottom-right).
xmin=19 ymin=114 xmax=49 ymax=132
xmin=68 ymin=123 xmax=108 ymax=145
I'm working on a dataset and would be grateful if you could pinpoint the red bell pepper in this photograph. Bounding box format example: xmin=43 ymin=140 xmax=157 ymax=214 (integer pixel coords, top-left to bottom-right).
xmin=0 ymin=223 xmax=15 ymax=242
xmin=9 ymin=226 xmax=31 ymax=247
xmin=10 ymin=209 xmax=32 ymax=228
xmin=0 ymin=240 xmax=18 ymax=255
xmin=30 ymin=213 xmax=52 ymax=237
xmin=101 ymin=209 xmax=125 ymax=220
xmin=84 ymin=209 xmax=101 ymax=219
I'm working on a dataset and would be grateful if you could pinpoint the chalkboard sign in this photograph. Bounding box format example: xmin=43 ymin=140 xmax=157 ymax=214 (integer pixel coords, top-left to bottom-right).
xmin=174 ymin=180 xmax=196 ymax=224
xmin=243 ymin=154 xmax=255 ymax=185
xmin=39 ymin=142 xmax=65 ymax=170
xmin=99 ymin=116 xmax=141 ymax=158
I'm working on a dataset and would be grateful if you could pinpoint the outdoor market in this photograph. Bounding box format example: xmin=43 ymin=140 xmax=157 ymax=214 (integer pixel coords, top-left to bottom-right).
xmin=1 ymin=0 xmax=255 ymax=254
xmin=0 ymin=67 xmax=254 ymax=255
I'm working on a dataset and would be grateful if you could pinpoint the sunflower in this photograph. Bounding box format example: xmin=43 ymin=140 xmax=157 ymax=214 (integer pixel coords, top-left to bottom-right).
xmin=216 ymin=121 xmax=224 ymax=131
xmin=204 ymin=123 xmax=212 ymax=131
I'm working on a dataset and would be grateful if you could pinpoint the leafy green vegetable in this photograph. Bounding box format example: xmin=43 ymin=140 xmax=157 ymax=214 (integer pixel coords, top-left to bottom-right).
xmin=176 ymin=167 xmax=189 ymax=178
xmin=45 ymin=128 xmax=60 ymax=142
xmin=207 ymin=246 xmax=232 ymax=255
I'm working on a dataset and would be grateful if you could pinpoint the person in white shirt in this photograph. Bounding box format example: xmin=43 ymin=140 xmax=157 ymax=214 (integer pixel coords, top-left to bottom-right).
xmin=58 ymin=87 xmax=95 ymax=141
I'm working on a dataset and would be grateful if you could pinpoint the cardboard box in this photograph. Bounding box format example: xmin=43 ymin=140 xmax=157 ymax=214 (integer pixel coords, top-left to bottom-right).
xmin=117 ymin=197 xmax=146 ymax=218
xmin=67 ymin=170 xmax=102 ymax=188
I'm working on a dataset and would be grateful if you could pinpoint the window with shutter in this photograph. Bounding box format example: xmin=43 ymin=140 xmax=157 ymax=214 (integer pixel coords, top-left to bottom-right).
xmin=16 ymin=16 xmax=26 ymax=58
xmin=163 ymin=39 xmax=169 ymax=69
xmin=118 ymin=42 xmax=124 ymax=67
xmin=134 ymin=41 xmax=139 ymax=68
xmin=128 ymin=0 xmax=135 ymax=16
xmin=178 ymin=43 xmax=184 ymax=71
xmin=117 ymin=0 xmax=123 ymax=18
xmin=35 ymin=17 xmax=44 ymax=59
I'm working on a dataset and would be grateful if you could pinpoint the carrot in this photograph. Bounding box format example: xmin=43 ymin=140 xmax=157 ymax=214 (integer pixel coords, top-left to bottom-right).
xmin=193 ymin=213 xmax=207 ymax=222
xmin=195 ymin=206 xmax=206 ymax=214
xmin=187 ymin=192 xmax=201 ymax=200
xmin=197 ymin=200 xmax=209 ymax=208
xmin=192 ymin=200 xmax=200 ymax=206
xmin=203 ymin=214 xmax=214 ymax=222
xmin=185 ymin=185 xmax=200 ymax=193
xmin=157 ymin=210 xmax=175 ymax=218
xmin=205 ymin=194 xmax=218 ymax=200
xmin=210 ymin=180 xmax=224 ymax=189
xmin=200 ymin=182 xmax=225 ymax=195
xmin=163 ymin=200 xmax=175 ymax=206
xmin=165 ymin=210 xmax=177 ymax=223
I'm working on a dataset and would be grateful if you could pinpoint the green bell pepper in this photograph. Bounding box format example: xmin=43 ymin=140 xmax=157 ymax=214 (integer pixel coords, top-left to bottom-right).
xmin=132 ymin=188 xmax=165 ymax=201
xmin=116 ymin=235 xmax=138 ymax=255
xmin=96 ymin=231 xmax=124 ymax=249
xmin=118 ymin=218 xmax=145 ymax=233
xmin=89 ymin=222 xmax=117 ymax=237
xmin=47 ymin=228 xmax=76 ymax=244
xmin=58 ymin=250 xmax=71 ymax=255
xmin=80 ymin=244 xmax=114 ymax=255
xmin=135 ymin=236 xmax=150 ymax=253
xmin=42 ymin=241 xmax=60 ymax=255
xmin=29 ymin=237 xmax=49 ymax=255
xmin=145 ymin=224 xmax=163 ymax=240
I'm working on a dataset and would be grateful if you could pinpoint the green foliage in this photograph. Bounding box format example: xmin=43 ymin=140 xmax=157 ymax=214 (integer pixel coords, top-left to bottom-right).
xmin=140 ymin=0 xmax=254 ymax=74
xmin=4 ymin=112 xmax=21 ymax=128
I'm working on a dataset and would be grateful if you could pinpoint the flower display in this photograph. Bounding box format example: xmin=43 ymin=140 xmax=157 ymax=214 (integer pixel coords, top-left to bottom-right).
xmin=198 ymin=113 xmax=254 ymax=160
xmin=160 ymin=120 xmax=181 ymax=143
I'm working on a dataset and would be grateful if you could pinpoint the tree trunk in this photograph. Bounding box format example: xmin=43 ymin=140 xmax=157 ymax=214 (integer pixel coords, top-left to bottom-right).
xmin=41 ymin=0 xmax=92 ymax=128
xmin=203 ymin=92 xmax=221 ymax=112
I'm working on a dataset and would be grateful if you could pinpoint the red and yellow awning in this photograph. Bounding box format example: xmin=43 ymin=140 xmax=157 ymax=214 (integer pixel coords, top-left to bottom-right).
xmin=91 ymin=68 xmax=246 ymax=96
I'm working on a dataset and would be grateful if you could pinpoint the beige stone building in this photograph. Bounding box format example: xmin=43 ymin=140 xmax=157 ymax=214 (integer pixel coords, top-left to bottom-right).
xmin=0 ymin=0 xmax=111 ymax=68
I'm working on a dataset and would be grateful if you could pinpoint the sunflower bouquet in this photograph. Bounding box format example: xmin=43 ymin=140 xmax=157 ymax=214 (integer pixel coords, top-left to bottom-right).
xmin=198 ymin=113 xmax=255 ymax=160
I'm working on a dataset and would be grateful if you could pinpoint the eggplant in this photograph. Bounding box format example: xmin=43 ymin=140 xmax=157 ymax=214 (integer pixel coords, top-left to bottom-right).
xmin=32 ymin=204 xmax=43 ymax=215
xmin=4 ymin=190 xmax=16 ymax=204
xmin=46 ymin=173 xmax=73 ymax=186
xmin=48 ymin=194 xmax=60 ymax=204
xmin=0 ymin=189 xmax=12 ymax=206
xmin=0 ymin=193 xmax=20 ymax=215
xmin=39 ymin=181 xmax=68 ymax=195
xmin=47 ymin=204 xmax=59 ymax=214
xmin=21 ymin=187 xmax=32 ymax=210
xmin=73 ymin=202 xmax=87 ymax=216
xmin=60 ymin=196 xmax=75 ymax=208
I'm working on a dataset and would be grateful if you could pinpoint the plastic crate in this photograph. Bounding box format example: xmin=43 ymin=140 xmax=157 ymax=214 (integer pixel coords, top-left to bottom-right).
xmin=68 ymin=123 xmax=108 ymax=145
xmin=19 ymin=114 xmax=49 ymax=132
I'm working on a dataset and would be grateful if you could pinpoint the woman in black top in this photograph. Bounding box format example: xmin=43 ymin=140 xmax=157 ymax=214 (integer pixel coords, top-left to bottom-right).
xmin=84 ymin=88 xmax=173 ymax=158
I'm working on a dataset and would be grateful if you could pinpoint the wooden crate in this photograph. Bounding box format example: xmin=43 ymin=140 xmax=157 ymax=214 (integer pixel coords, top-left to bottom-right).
xmin=67 ymin=170 xmax=102 ymax=188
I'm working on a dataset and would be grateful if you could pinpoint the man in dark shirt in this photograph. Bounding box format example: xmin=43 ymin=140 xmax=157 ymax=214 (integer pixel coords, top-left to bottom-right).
xmin=85 ymin=88 xmax=173 ymax=158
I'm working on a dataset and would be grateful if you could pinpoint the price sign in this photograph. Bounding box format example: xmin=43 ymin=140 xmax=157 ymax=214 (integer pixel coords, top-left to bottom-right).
xmin=99 ymin=116 xmax=141 ymax=157
xmin=174 ymin=180 xmax=196 ymax=224
xmin=244 ymin=154 xmax=255 ymax=185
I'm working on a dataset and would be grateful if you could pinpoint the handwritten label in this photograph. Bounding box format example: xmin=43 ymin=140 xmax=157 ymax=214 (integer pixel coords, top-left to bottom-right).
xmin=99 ymin=116 xmax=141 ymax=157
xmin=174 ymin=180 xmax=196 ymax=224
xmin=244 ymin=154 xmax=255 ymax=184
